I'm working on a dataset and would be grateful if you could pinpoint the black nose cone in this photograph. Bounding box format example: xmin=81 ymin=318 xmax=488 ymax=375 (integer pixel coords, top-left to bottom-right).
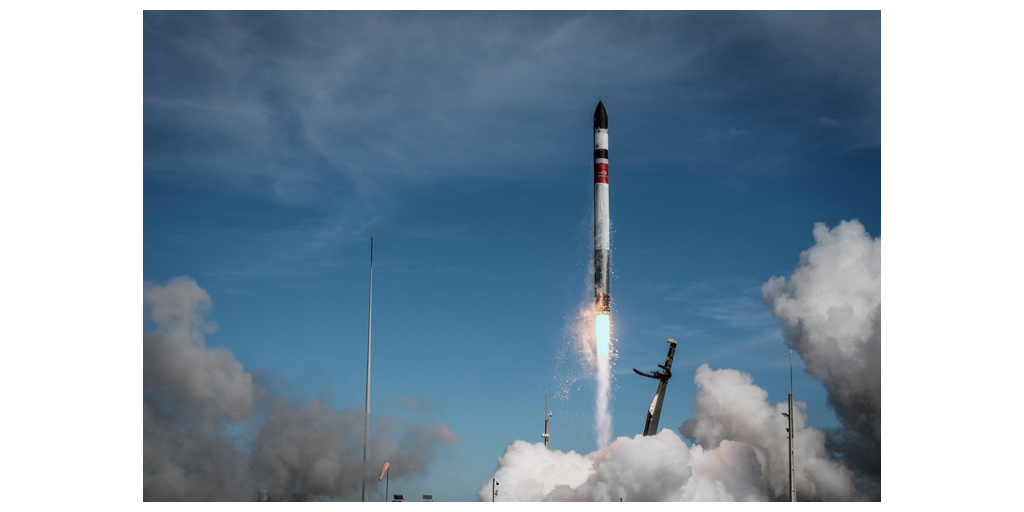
xmin=594 ymin=101 xmax=607 ymax=129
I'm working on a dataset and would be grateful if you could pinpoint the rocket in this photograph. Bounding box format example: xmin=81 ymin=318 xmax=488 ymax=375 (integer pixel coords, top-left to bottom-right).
xmin=593 ymin=101 xmax=610 ymax=314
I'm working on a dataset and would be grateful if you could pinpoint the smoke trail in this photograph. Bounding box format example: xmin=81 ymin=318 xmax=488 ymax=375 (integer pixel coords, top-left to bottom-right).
xmin=594 ymin=311 xmax=613 ymax=448
xmin=595 ymin=352 xmax=612 ymax=449
xmin=143 ymin=276 xmax=456 ymax=501
xmin=762 ymin=220 xmax=880 ymax=480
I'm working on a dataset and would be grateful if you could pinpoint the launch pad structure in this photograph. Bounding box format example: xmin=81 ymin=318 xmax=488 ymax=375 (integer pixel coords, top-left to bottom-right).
xmin=633 ymin=338 xmax=678 ymax=436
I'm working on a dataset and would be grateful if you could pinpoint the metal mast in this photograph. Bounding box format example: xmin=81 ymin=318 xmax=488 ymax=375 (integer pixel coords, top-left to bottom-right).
xmin=362 ymin=237 xmax=373 ymax=502
xmin=788 ymin=349 xmax=795 ymax=502
xmin=542 ymin=392 xmax=550 ymax=448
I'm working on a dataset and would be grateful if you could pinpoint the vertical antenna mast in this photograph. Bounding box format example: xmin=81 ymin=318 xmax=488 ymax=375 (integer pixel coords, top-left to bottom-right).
xmin=788 ymin=349 xmax=795 ymax=502
xmin=543 ymin=392 xmax=550 ymax=448
xmin=362 ymin=237 xmax=373 ymax=502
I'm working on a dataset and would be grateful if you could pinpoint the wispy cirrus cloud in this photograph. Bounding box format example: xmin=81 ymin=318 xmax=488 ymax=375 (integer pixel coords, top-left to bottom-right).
xmin=146 ymin=11 xmax=879 ymax=205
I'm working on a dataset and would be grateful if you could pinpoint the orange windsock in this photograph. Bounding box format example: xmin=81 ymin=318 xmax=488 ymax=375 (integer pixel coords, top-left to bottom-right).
xmin=379 ymin=462 xmax=390 ymax=481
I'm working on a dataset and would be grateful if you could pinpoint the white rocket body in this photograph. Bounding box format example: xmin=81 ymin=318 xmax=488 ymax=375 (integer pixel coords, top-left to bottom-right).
xmin=593 ymin=102 xmax=610 ymax=313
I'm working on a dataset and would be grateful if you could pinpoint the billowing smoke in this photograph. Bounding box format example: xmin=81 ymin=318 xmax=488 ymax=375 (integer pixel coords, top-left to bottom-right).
xmin=482 ymin=219 xmax=879 ymax=501
xmin=481 ymin=364 xmax=861 ymax=501
xmin=144 ymin=276 xmax=456 ymax=501
xmin=762 ymin=220 xmax=880 ymax=479
xmin=680 ymin=364 xmax=858 ymax=500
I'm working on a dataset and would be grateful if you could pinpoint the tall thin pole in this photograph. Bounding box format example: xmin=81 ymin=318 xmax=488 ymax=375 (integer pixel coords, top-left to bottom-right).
xmin=789 ymin=349 xmax=795 ymax=502
xmin=362 ymin=237 xmax=373 ymax=502
xmin=543 ymin=392 xmax=550 ymax=448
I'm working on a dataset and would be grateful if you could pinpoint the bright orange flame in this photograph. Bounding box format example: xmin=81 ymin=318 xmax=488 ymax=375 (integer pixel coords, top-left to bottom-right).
xmin=595 ymin=312 xmax=610 ymax=358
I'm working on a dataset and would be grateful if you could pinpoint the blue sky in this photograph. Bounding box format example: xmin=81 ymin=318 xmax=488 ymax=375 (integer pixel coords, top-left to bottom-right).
xmin=143 ymin=11 xmax=879 ymax=501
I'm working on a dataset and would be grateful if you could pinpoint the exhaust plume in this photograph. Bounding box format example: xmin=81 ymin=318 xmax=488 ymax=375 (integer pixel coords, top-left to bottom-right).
xmin=762 ymin=220 xmax=881 ymax=479
xmin=482 ymin=364 xmax=862 ymax=501
xmin=595 ymin=313 xmax=613 ymax=448
xmin=143 ymin=276 xmax=456 ymax=501
xmin=483 ymin=220 xmax=880 ymax=501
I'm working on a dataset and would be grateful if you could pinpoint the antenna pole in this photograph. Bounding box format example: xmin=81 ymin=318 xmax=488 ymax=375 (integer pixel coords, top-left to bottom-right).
xmin=788 ymin=349 xmax=795 ymax=502
xmin=362 ymin=237 xmax=374 ymax=502
xmin=543 ymin=391 xmax=550 ymax=448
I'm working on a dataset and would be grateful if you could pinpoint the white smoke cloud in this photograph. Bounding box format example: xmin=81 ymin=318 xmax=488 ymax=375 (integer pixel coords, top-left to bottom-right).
xmin=143 ymin=276 xmax=456 ymax=501
xmin=482 ymin=364 xmax=860 ymax=501
xmin=478 ymin=440 xmax=593 ymax=502
xmin=680 ymin=364 xmax=858 ymax=501
xmin=762 ymin=220 xmax=880 ymax=478
xmin=577 ymin=429 xmax=697 ymax=502
xmin=484 ymin=220 xmax=880 ymax=501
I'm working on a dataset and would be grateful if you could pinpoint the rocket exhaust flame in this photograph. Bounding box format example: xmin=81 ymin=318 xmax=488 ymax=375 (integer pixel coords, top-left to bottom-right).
xmin=594 ymin=312 xmax=610 ymax=359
